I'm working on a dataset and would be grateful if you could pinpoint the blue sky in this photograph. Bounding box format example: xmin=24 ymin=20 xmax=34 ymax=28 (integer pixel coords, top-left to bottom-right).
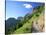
xmin=6 ymin=1 xmax=43 ymax=20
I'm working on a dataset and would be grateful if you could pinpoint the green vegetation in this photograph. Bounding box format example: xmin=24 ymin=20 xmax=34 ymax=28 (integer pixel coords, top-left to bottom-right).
xmin=14 ymin=5 xmax=44 ymax=34
xmin=6 ymin=4 xmax=45 ymax=35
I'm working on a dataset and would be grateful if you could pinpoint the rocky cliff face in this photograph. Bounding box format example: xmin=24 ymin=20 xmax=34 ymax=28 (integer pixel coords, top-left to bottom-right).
xmin=32 ymin=11 xmax=45 ymax=33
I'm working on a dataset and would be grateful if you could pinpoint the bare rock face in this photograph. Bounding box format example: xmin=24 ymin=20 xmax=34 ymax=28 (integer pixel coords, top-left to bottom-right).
xmin=32 ymin=12 xmax=45 ymax=33
xmin=37 ymin=14 xmax=44 ymax=32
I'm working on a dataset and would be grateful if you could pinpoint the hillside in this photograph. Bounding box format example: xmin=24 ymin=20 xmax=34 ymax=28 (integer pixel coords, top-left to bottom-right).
xmin=13 ymin=12 xmax=44 ymax=34
xmin=5 ymin=4 xmax=45 ymax=35
xmin=10 ymin=5 xmax=45 ymax=34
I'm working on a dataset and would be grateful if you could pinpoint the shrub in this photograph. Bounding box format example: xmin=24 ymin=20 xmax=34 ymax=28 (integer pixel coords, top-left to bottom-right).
xmin=36 ymin=14 xmax=39 ymax=17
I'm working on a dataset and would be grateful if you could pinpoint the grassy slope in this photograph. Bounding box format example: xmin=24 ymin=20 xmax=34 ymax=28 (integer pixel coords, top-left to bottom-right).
xmin=9 ymin=6 xmax=44 ymax=34
xmin=9 ymin=11 xmax=44 ymax=35
xmin=11 ymin=12 xmax=43 ymax=34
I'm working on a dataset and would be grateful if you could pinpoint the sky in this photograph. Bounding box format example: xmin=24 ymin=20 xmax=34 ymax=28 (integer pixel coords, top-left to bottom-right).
xmin=6 ymin=0 xmax=43 ymax=20
xmin=6 ymin=0 xmax=45 ymax=2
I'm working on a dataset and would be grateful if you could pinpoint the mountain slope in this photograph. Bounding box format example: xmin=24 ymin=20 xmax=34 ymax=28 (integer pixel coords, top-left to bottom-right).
xmin=12 ymin=11 xmax=44 ymax=34
xmin=7 ymin=4 xmax=45 ymax=35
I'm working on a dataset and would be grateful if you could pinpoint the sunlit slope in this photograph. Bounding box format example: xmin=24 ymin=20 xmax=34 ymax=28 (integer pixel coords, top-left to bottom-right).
xmin=13 ymin=11 xmax=44 ymax=34
xmin=9 ymin=5 xmax=45 ymax=34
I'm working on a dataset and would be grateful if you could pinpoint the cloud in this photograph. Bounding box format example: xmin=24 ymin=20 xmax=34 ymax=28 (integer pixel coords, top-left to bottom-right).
xmin=23 ymin=4 xmax=32 ymax=9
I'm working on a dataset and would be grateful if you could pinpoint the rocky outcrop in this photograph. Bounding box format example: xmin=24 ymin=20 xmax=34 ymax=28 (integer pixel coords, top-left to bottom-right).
xmin=32 ymin=11 xmax=45 ymax=33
